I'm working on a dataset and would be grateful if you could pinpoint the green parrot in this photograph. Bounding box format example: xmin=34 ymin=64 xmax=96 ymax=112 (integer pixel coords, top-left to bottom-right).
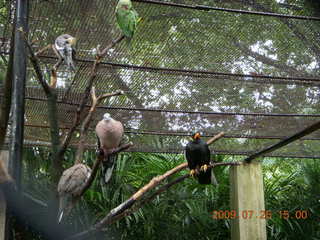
xmin=116 ymin=0 xmax=139 ymax=42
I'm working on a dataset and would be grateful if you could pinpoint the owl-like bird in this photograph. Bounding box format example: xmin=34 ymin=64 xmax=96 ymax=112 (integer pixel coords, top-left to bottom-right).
xmin=95 ymin=113 xmax=124 ymax=183
xmin=54 ymin=34 xmax=76 ymax=71
xmin=57 ymin=164 xmax=91 ymax=223
xmin=116 ymin=0 xmax=139 ymax=42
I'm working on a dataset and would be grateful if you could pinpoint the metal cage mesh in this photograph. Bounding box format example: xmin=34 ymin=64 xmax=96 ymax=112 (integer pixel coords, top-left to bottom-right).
xmin=1 ymin=0 xmax=320 ymax=158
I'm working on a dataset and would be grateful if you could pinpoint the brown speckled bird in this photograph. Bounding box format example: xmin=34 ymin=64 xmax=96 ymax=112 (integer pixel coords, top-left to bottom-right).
xmin=95 ymin=113 xmax=124 ymax=183
xmin=57 ymin=164 xmax=91 ymax=223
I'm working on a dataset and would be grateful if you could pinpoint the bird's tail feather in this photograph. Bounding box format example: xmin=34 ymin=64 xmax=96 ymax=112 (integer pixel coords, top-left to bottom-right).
xmin=211 ymin=171 xmax=219 ymax=186
xmin=102 ymin=154 xmax=117 ymax=184
xmin=58 ymin=195 xmax=71 ymax=223
xmin=197 ymin=169 xmax=211 ymax=185
xmin=66 ymin=55 xmax=76 ymax=71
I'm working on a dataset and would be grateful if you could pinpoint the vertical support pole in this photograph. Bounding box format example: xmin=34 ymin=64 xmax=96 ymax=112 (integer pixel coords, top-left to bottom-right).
xmin=230 ymin=162 xmax=267 ymax=240
xmin=9 ymin=0 xmax=28 ymax=187
xmin=0 ymin=151 xmax=8 ymax=239
xmin=6 ymin=1 xmax=28 ymax=239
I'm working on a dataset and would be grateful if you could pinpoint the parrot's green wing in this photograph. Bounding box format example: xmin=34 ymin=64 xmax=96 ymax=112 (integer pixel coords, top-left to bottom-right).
xmin=116 ymin=5 xmax=139 ymax=39
xmin=127 ymin=9 xmax=139 ymax=37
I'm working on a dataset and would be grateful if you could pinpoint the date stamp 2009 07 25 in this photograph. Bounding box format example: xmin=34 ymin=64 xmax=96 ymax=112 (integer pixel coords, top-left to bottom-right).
xmin=210 ymin=210 xmax=309 ymax=220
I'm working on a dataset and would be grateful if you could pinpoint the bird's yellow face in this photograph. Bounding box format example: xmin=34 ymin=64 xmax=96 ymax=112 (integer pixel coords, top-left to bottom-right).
xmin=67 ymin=37 xmax=77 ymax=46
xmin=192 ymin=132 xmax=201 ymax=140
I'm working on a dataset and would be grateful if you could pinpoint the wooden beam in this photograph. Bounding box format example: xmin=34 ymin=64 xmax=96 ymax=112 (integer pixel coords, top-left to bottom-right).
xmin=230 ymin=162 xmax=267 ymax=240
xmin=0 ymin=151 xmax=9 ymax=239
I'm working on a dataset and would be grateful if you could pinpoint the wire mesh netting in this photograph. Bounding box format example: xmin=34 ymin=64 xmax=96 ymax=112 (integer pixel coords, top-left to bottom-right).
xmin=1 ymin=0 xmax=320 ymax=158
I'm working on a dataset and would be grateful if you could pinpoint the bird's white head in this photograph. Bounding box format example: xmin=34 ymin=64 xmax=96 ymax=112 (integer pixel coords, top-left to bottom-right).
xmin=118 ymin=0 xmax=132 ymax=7
xmin=103 ymin=113 xmax=112 ymax=121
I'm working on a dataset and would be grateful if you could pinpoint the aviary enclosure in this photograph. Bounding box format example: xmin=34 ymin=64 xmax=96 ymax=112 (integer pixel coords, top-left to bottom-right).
xmin=0 ymin=0 xmax=319 ymax=239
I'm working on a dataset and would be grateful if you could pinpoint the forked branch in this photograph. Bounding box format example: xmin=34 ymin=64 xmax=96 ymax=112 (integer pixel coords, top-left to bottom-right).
xmin=66 ymin=132 xmax=226 ymax=239
xmin=59 ymin=35 xmax=125 ymax=157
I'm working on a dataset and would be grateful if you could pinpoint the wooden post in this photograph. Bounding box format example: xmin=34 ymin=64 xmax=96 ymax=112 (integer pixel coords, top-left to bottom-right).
xmin=0 ymin=151 xmax=9 ymax=239
xmin=230 ymin=162 xmax=267 ymax=240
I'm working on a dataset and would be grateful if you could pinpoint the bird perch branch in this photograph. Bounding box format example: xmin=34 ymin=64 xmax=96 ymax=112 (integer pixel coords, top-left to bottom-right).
xmin=59 ymin=35 xmax=125 ymax=157
xmin=66 ymin=132 xmax=226 ymax=239
xmin=98 ymin=35 xmax=125 ymax=59
xmin=108 ymin=161 xmax=240 ymax=225
xmin=78 ymin=142 xmax=133 ymax=197
xmin=23 ymin=33 xmax=51 ymax=95
xmin=207 ymin=132 xmax=225 ymax=146
xmin=66 ymin=160 xmax=240 ymax=239
xmin=74 ymin=87 xmax=125 ymax=164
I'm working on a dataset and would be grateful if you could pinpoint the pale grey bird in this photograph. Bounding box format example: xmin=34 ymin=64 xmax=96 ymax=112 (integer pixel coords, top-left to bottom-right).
xmin=95 ymin=113 xmax=124 ymax=183
xmin=57 ymin=163 xmax=91 ymax=223
xmin=54 ymin=34 xmax=77 ymax=71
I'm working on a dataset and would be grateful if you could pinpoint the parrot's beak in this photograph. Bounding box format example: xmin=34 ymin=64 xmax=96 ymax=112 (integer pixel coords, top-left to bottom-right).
xmin=68 ymin=37 xmax=77 ymax=46
xmin=193 ymin=132 xmax=201 ymax=140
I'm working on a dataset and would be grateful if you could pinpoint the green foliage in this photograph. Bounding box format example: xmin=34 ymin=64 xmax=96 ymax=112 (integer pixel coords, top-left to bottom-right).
xmin=263 ymin=158 xmax=320 ymax=239
xmin=21 ymin=149 xmax=320 ymax=239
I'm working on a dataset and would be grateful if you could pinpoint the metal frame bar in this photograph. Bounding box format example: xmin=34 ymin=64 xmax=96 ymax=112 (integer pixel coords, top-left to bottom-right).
xmin=133 ymin=0 xmax=320 ymax=21
xmin=21 ymin=96 xmax=320 ymax=118
xmin=37 ymin=55 xmax=320 ymax=83
xmin=21 ymin=124 xmax=320 ymax=141
xmin=244 ymin=121 xmax=320 ymax=163
xmin=9 ymin=0 xmax=28 ymax=187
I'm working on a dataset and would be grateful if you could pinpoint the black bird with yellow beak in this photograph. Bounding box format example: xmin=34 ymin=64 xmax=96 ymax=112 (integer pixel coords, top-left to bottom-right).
xmin=185 ymin=132 xmax=211 ymax=184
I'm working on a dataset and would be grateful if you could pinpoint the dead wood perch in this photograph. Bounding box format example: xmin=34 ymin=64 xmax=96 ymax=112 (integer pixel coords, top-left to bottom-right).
xmin=60 ymin=36 xmax=125 ymax=157
xmin=207 ymin=132 xmax=225 ymax=146
xmin=66 ymin=131 xmax=226 ymax=239
xmin=75 ymin=87 xmax=124 ymax=164
xmin=78 ymin=142 xmax=133 ymax=197
xmin=108 ymin=161 xmax=241 ymax=225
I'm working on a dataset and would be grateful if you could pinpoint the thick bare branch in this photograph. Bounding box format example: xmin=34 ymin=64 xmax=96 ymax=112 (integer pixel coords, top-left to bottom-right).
xmin=24 ymin=35 xmax=51 ymax=95
xmin=207 ymin=132 xmax=224 ymax=146
xmin=75 ymin=87 xmax=124 ymax=164
xmin=34 ymin=44 xmax=52 ymax=56
xmin=105 ymin=142 xmax=134 ymax=156
xmin=99 ymin=35 xmax=125 ymax=58
xmin=109 ymin=161 xmax=241 ymax=224
xmin=66 ymin=161 xmax=240 ymax=239
xmin=60 ymin=36 xmax=125 ymax=156
xmin=77 ymin=142 xmax=133 ymax=197
xmin=59 ymin=60 xmax=99 ymax=156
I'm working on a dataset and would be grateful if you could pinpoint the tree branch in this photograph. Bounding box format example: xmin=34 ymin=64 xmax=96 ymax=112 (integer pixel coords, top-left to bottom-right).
xmin=23 ymin=34 xmax=63 ymax=185
xmin=59 ymin=35 xmax=125 ymax=157
xmin=109 ymin=161 xmax=241 ymax=225
xmin=207 ymin=132 xmax=224 ymax=146
xmin=66 ymin=132 xmax=228 ymax=239
xmin=58 ymin=60 xmax=99 ymax=157
xmin=66 ymin=161 xmax=240 ymax=239
xmin=98 ymin=35 xmax=125 ymax=59
xmin=24 ymin=35 xmax=51 ymax=95
xmin=74 ymin=87 xmax=124 ymax=164
xmin=78 ymin=142 xmax=133 ymax=197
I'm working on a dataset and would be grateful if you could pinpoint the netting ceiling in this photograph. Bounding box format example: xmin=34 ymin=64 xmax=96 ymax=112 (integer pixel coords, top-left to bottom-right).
xmin=1 ymin=0 xmax=320 ymax=158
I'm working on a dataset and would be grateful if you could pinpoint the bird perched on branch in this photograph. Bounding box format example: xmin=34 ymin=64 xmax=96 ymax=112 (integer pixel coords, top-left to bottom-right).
xmin=54 ymin=34 xmax=77 ymax=71
xmin=116 ymin=0 xmax=140 ymax=43
xmin=95 ymin=113 xmax=124 ymax=184
xmin=57 ymin=163 xmax=91 ymax=223
xmin=185 ymin=132 xmax=212 ymax=184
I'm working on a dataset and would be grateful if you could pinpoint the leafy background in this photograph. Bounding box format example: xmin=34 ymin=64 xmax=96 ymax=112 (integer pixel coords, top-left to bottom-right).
xmin=22 ymin=148 xmax=320 ymax=239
